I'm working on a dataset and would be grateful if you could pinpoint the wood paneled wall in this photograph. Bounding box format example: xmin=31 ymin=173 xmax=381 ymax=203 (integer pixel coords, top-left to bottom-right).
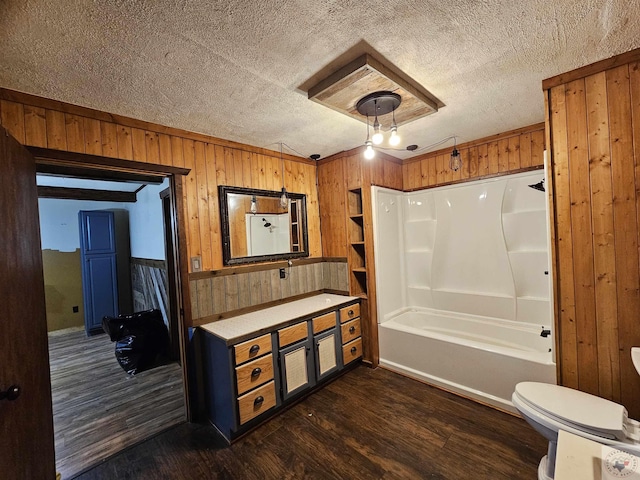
xmin=544 ymin=49 xmax=640 ymax=419
xmin=190 ymin=260 xmax=348 ymax=323
xmin=403 ymin=124 xmax=545 ymax=191
xmin=318 ymin=150 xmax=403 ymax=258
xmin=0 ymin=89 xmax=321 ymax=275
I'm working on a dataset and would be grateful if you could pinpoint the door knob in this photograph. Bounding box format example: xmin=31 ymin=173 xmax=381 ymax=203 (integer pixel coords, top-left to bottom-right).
xmin=0 ymin=385 xmax=20 ymax=401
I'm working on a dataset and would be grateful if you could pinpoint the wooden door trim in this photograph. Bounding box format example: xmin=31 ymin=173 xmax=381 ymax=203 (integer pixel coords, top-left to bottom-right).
xmin=34 ymin=152 xmax=194 ymax=421
xmin=28 ymin=146 xmax=191 ymax=177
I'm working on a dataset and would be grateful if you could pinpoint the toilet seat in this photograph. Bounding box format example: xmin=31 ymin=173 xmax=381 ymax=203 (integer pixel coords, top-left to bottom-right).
xmin=514 ymin=382 xmax=627 ymax=440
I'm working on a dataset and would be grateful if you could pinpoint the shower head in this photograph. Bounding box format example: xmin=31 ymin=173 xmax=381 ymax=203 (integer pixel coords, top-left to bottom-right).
xmin=262 ymin=218 xmax=272 ymax=228
xmin=528 ymin=179 xmax=545 ymax=192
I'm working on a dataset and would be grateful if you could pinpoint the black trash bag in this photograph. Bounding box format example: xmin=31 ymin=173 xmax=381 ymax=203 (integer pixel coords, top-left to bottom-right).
xmin=102 ymin=309 xmax=170 ymax=375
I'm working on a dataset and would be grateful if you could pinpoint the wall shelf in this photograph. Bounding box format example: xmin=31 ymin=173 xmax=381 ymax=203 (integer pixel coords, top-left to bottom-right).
xmin=347 ymin=188 xmax=367 ymax=297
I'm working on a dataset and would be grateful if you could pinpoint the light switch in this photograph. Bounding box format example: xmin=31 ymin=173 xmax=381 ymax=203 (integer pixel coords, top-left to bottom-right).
xmin=191 ymin=256 xmax=202 ymax=272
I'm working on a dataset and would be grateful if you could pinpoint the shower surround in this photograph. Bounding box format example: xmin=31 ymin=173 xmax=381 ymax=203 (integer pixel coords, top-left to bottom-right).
xmin=373 ymin=170 xmax=556 ymax=412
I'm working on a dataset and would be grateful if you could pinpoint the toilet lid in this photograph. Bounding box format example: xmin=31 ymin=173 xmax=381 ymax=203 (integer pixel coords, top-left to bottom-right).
xmin=515 ymin=382 xmax=627 ymax=440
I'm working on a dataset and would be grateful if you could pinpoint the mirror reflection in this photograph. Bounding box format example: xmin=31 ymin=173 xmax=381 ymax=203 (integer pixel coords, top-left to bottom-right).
xmin=219 ymin=186 xmax=308 ymax=265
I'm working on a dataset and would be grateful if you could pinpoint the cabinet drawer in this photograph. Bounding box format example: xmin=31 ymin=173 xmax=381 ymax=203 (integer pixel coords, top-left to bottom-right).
xmin=235 ymin=354 xmax=274 ymax=395
xmin=312 ymin=311 xmax=337 ymax=334
xmin=234 ymin=334 xmax=271 ymax=365
xmin=341 ymin=318 xmax=361 ymax=345
xmin=340 ymin=304 xmax=360 ymax=323
xmin=342 ymin=338 xmax=362 ymax=365
xmin=238 ymin=380 xmax=276 ymax=425
xmin=278 ymin=321 xmax=308 ymax=348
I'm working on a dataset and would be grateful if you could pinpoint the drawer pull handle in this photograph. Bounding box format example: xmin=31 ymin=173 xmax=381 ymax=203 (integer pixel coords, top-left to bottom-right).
xmin=249 ymin=345 xmax=260 ymax=355
xmin=350 ymin=346 xmax=357 ymax=354
xmin=349 ymin=326 xmax=356 ymax=334
xmin=254 ymin=396 xmax=264 ymax=406
xmin=348 ymin=309 xmax=354 ymax=316
xmin=251 ymin=367 xmax=262 ymax=377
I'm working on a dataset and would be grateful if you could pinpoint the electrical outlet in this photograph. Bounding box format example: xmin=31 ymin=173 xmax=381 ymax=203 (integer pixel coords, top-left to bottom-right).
xmin=279 ymin=268 xmax=286 ymax=279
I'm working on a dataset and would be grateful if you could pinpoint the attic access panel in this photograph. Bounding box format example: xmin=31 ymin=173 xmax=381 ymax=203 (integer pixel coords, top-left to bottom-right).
xmin=307 ymin=54 xmax=443 ymax=127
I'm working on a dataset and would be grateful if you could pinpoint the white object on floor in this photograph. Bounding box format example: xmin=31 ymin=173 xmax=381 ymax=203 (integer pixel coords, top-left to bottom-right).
xmin=555 ymin=430 xmax=640 ymax=480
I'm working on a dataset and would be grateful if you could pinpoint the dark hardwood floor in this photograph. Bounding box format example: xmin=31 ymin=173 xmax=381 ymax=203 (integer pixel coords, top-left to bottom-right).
xmin=48 ymin=328 xmax=186 ymax=479
xmin=77 ymin=366 xmax=546 ymax=479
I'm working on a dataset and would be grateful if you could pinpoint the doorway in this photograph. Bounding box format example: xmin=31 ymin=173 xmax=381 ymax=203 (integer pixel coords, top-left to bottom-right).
xmin=33 ymin=152 xmax=191 ymax=478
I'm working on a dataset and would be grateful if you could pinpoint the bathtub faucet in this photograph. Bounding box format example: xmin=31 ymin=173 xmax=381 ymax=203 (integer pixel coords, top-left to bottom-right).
xmin=540 ymin=329 xmax=551 ymax=338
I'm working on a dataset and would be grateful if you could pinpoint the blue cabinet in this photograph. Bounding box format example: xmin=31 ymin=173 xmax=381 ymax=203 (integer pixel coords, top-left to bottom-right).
xmin=79 ymin=210 xmax=131 ymax=335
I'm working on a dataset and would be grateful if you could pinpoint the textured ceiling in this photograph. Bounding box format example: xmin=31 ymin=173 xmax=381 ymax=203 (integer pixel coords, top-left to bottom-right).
xmin=1 ymin=0 xmax=639 ymax=160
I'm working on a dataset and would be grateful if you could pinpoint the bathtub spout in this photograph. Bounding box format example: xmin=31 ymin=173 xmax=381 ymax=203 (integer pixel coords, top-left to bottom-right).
xmin=540 ymin=329 xmax=551 ymax=338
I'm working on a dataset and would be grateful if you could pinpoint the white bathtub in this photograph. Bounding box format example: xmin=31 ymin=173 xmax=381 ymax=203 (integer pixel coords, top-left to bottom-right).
xmin=378 ymin=308 xmax=556 ymax=413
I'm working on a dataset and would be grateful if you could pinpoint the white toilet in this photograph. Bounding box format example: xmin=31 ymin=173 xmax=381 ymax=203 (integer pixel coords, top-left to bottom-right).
xmin=512 ymin=347 xmax=640 ymax=480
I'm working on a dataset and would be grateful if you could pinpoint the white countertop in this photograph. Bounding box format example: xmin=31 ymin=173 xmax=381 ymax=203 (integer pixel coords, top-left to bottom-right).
xmin=199 ymin=293 xmax=359 ymax=344
xmin=555 ymin=430 xmax=640 ymax=480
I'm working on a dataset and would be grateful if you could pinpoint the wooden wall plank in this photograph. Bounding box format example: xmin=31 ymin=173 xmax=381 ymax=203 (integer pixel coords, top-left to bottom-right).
xmin=241 ymin=151 xmax=252 ymax=188
xmin=478 ymin=143 xmax=489 ymax=177
xmin=116 ymin=125 xmax=134 ymax=160
xmin=497 ymin=138 xmax=510 ymax=172
xmin=508 ymin=136 xmax=520 ymax=171
xmin=24 ymin=105 xmax=47 ymax=147
xmin=64 ymin=114 xmax=85 ymax=153
xmin=585 ymin=71 xmax=620 ymax=402
xmin=565 ymin=78 xmax=598 ymax=395
xmin=100 ymin=122 xmax=118 ymax=158
xmin=487 ymin=141 xmax=499 ymax=174
xmin=194 ymin=141 xmax=212 ymax=270
xmin=224 ymin=147 xmax=236 ymax=186
xmin=468 ymin=146 xmax=478 ymax=178
xmin=531 ymin=130 xmax=545 ymax=167
xmin=216 ymin=146 xmax=227 ymax=186
xmin=158 ymin=134 xmax=173 ymax=166
xmin=205 ymin=144 xmax=223 ymax=270
xmin=170 ymin=136 xmax=184 ymax=168
xmin=183 ymin=139 xmax=200 ymax=264
xmin=45 ymin=110 xmax=67 ymax=150
xmin=0 ymin=100 xmax=25 ymax=143
xmin=318 ymin=158 xmax=347 ymax=258
xmin=83 ymin=118 xmax=102 ymax=155
xmin=131 ymin=128 xmax=147 ymax=162
xmin=549 ymin=84 xmax=579 ymax=389
xmin=145 ymin=131 xmax=160 ymax=164
xmin=520 ymin=133 xmax=532 ymax=168
xmin=606 ymin=64 xmax=640 ymax=413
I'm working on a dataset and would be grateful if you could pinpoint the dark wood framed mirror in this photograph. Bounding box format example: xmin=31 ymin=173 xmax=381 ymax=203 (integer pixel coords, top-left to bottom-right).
xmin=219 ymin=185 xmax=309 ymax=265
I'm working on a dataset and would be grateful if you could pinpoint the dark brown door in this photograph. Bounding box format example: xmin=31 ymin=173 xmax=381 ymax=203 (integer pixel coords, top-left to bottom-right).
xmin=0 ymin=127 xmax=56 ymax=478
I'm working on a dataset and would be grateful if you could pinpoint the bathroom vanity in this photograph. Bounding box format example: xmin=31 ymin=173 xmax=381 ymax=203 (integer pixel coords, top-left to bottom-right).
xmin=199 ymin=293 xmax=361 ymax=442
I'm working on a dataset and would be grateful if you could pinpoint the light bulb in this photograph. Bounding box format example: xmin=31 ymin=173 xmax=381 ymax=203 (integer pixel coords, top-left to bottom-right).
xmin=372 ymin=117 xmax=383 ymax=145
xmin=364 ymin=141 xmax=375 ymax=160
xmin=250 ymin=196 xmax=257 ymax=214
xmin=449 ymin=148 xmax=462 ymax=172
xmin=280 ymin=187 xmax=288 ymax=208
xmin=389 ymin=126 xmax=400 ymax=146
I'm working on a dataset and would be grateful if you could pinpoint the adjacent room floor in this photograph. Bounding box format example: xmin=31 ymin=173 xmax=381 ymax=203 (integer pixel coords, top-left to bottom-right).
xmin=77 ymin=365 xmax=547 ymax=479
xmin=48 ymin=328 xmax=186 ymax=479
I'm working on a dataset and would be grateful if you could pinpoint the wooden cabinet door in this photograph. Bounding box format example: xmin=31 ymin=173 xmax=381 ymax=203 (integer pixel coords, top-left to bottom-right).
xmin=279 ymin=339 xmax=315 ymax=401
xmin=0 ymin=128 xmax=56 ymax=479
xmin=79 ymin=210 xmax=119 ymax=334
xmin=314 ymin=329 xmax=340 ymax=382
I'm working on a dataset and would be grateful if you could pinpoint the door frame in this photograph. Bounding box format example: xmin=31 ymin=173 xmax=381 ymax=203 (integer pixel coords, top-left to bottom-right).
xmin=29 ymin=146 xmax=194 ymax=419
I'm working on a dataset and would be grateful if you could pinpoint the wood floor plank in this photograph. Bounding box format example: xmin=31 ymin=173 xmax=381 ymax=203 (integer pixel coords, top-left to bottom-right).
xmin=77 ymin=366 xmax=546 ymax=479
xmin=48 ymin=328 xmax=186 ymax=479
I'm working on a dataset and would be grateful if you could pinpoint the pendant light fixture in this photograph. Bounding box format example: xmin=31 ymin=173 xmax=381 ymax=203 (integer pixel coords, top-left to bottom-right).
xmin=449 ymin=138 xmax=462 ymax=172
xmin=250 ymin=195 xmax=258 ymax=214
xmin=356 ymin=91 xmax=402 ymax=159
xmin=363 ymin=114 xmax=375 ymax=160
xmin=388 ymin=109 xmax=400 ymax=146
xmin=279 ymin=142 xmax=288 ymax=209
